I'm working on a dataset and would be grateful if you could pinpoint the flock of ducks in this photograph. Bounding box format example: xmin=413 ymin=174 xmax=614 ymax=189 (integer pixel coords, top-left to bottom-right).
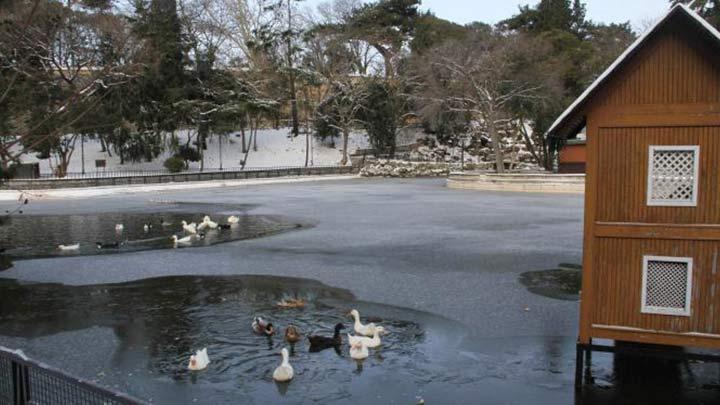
xmin=56 ymin=215 xmax=242 ymax=251
xmin=188 ymin=308 xmax=387 ymax=383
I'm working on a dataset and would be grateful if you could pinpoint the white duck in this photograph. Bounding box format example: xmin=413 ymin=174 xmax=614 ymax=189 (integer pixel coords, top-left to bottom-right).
xmin=227 ymin=215 xmax=240 ymax=225
xmin=172 ymin=234 xmax=194 ymax=246
xmin=201 ymin=216 xmax=218 ymax=230
xmin=143 ymin=224 xmax=150 ymax=233
xmin=349 ymin=309 xmax=380 ymax=337
xmin=272 ymin=348 xmax=294 ymax=382
xmin=188 ymin=348 xmax=210 ymax=371
xmin=181 ymin=221 xmax=197 ymax=235
xmin=58 ymin=243 xmax=80 ymax=251
xmin=347 ymin=327 xmax=384 ymax=349
xmin=349 ymin=341 xmax=369 ymax=360
xmin=115 ymin=224 xmax=124 ymax=232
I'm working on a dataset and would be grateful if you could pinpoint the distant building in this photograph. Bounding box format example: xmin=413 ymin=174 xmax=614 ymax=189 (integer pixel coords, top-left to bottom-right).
xmin=558 ymin=130 xmax=586 ymax=173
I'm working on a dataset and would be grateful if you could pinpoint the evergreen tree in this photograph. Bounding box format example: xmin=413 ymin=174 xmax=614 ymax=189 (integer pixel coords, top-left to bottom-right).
xmin=672 ymin=0 xmax=720 ymax=28
xmin=132 ymin=0 xmax=190 ymax=134
xmin=323 ymin=0 xmax=420 ymax=78
xmin=360 ymin=80 xmax=403 ymax=157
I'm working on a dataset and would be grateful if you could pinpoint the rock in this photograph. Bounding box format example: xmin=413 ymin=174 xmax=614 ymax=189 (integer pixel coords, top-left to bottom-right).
xmin=360 ymin=160 xmax=454 ymax=178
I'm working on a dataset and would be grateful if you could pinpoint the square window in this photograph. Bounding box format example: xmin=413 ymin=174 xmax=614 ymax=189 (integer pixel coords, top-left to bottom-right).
xmin=641 ymin=256 xmax=692 ymax=316
xmin=647 ymin=145 xmax=699 ymax=206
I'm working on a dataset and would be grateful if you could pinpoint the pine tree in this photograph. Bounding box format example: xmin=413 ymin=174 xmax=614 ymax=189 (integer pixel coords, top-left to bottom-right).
xmin=672 ymin=0 xmax=720 ymax=28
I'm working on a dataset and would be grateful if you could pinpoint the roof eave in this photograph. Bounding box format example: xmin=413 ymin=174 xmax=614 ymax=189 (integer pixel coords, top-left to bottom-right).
xmin=545 ymin=4 xmax=720 ymax=139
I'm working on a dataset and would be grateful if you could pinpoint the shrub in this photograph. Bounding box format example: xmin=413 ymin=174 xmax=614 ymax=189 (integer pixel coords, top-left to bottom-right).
xmin=163 ymin=155 xmax=186 ymax=173
xmin=177 ymin=145 xmax=201 ymax=162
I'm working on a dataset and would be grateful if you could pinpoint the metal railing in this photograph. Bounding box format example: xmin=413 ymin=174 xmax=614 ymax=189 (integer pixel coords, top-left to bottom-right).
xmin=5 ymin=165 xmax=356 ymax=189
xmin=0 ymin=346 xmax=144 ymax=405
xmin=23 ymin=165 xmax=352 ymax=180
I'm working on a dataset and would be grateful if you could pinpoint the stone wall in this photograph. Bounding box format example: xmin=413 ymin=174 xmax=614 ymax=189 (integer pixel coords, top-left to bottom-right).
xmin=359 ymin=160 xmax=466 ymax=177
xmin=447 ymin=172 xmax=585 ymax=194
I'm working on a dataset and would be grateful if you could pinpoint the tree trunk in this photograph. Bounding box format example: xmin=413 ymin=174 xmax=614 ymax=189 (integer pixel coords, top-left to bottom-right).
xmin=518 ymin=118 xmax=541 ymax=167
xmin=199 ymin=134 xmax=204 ymax=172
xmin=304 ymin=132 xmax=309 ymax=167
xmin=287 ymin=0 xmax=299 ymax=137
xmin=218 ymin=134 xmax=223 ymax=170
xmin=489 ymin=119 xmax=504 ymax=174
xmin=340 ymin=129 xmax=349 ymax=166
xmin=372 ymin=44 xmax=394 ymax=79
xmin=240 ymin=120 xmax=247 ymax=153
xmin=99 ymin=135 xmax=109 ymax=154
xmin=80 ymin=134 xmax=85 ymax=175
xmin=253 ymin=127 xmax=257 ymax=151
xmin=56 ymin=135 xmax=79 ymax=178
xmin=241 ymin=126 xmax=256 ymax=169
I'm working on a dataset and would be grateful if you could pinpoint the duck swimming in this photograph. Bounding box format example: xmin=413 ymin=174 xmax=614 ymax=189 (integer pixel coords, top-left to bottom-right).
xmin=272 ymin=348 xmax=293 ymax=382
xmin=277 ymin=298 xmax=305 ymax=309
xmin=181 ymin=221 xmax=197 ymax=235
xmin=285 ymin=325 xmax=301 ymax=344
xmin=308 ymin=323 xmax=345 ymax=350
xmin=349 ymin=309 xmax=380 ymax=337
xmin=347 ymin=326 xmax=384 ymax=349
xmin=227 ymin=215 xmax=240 ymax=224
xmin=198 ymin=216 xmax=218 ymax=231
xmin=349 ymin=341 xmax=369 ymax=360
xmin=252 ymin=317 xmax=275 ymax=336
xmin=171 ymin=234 xmax=194 ymax=246
xmin=188 ymin=348 xmax=210 ymax=371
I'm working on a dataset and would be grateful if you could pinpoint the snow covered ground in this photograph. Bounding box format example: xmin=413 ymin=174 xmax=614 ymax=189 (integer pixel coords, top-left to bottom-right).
xmin=15 ymin=129 xmax=370 ymax=175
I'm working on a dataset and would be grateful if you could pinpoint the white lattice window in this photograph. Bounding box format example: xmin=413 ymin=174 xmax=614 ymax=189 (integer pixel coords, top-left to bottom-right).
xmin=641 ymin=256 xmax=692 ymax=316
xmin=647 ymin=145 xmax=699 ymax=206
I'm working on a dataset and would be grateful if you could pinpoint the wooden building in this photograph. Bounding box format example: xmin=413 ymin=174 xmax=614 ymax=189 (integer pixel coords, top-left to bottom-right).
xmin=547 ymin=4 xmax=720 ymax=382
xmin=558 ymin=138 xmax=586 ymax=173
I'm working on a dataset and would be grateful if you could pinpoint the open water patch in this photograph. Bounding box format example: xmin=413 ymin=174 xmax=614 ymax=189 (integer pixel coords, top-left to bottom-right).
xmin=0 ymin=275 xmax=469 ymax=403
xmin=0 ymin=206 xmax=308 ymax=269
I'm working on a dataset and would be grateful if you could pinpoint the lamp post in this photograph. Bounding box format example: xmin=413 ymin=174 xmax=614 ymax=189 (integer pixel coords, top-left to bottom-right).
xmin=459 ymin=135 xmax=470 ymax=171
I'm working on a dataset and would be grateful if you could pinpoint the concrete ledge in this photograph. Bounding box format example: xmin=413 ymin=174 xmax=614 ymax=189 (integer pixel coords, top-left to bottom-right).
xmin=447 ymin=171 xmax=585 ymax=194
xmin=0 ymin=175 xmax=358 ymax=201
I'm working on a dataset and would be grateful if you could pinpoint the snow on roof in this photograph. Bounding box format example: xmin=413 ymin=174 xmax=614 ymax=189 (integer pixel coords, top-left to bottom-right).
xmin=546 ymin=4 xmax=720 ymax=138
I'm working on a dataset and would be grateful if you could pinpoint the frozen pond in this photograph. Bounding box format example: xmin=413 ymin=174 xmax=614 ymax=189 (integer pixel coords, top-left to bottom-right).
xmin=1 ymin=179 xmax=719 ymax=404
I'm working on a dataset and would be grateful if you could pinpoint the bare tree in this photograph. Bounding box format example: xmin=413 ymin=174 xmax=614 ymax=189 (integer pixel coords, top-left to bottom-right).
xmin=316 ymin=80 xmax=367 ymax=165
xmin=0 ymin=0 xmax=136 ymax=177
xmin=414 ymin=30 xmax=542 ymax=173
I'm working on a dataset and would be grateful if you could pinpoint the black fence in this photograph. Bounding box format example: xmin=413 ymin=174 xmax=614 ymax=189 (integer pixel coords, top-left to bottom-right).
xmin=6 ymin=165 xmax=356 ymax=190
xmin=21 ymin=165 xmax=352 ymax=180
xmin=0 ymin=346 xmax=144 ymax=405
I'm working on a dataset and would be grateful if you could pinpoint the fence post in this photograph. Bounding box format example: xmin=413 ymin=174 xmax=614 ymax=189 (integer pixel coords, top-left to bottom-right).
xmin=11 ymin=360 xmax=29 ymax=405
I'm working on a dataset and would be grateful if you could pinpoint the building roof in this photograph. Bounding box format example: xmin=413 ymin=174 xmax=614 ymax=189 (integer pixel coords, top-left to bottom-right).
xmin=546 ymin=4 xmax=720 ymax=139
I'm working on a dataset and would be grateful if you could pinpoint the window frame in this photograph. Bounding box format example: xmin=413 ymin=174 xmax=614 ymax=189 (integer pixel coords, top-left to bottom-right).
xmin=646 ymin=145 xmax=700 ymax=207
xmin=640 ymin=255 xmax=693 ymax=317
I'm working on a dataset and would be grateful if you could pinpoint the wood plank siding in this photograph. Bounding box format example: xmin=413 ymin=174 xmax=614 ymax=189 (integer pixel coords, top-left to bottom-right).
xmin=574 ymin=11 xmax=720 ymax=348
